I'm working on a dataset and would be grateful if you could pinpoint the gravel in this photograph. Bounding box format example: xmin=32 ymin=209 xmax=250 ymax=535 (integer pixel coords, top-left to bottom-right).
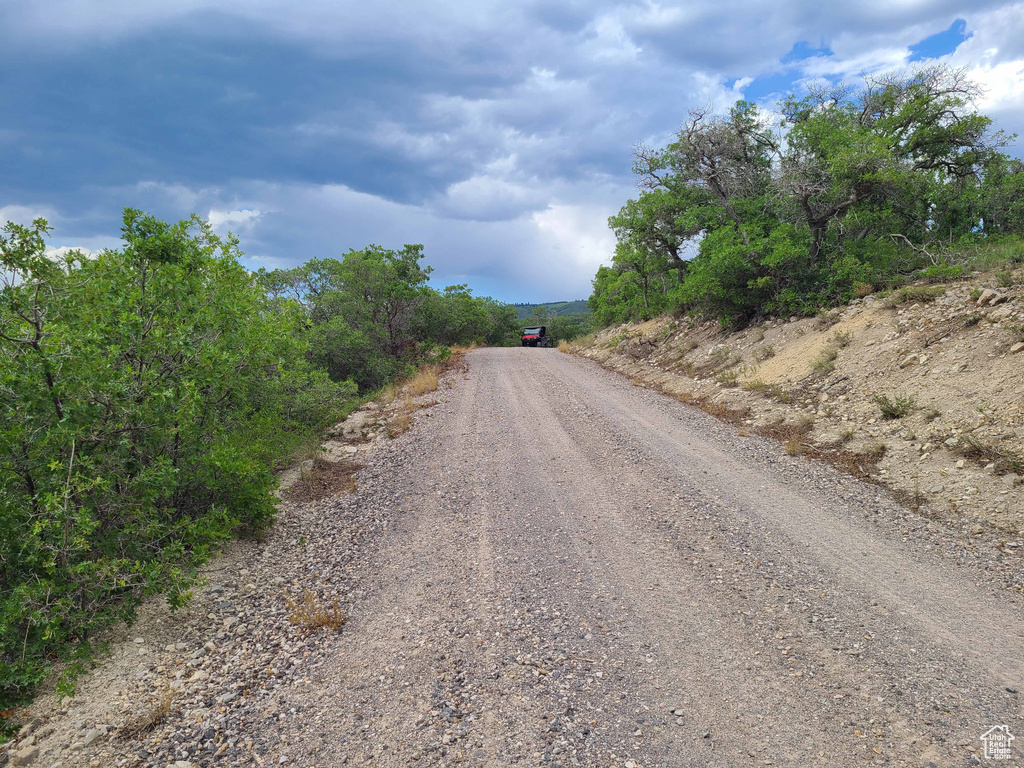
xmin=8 ymin=347 xmax=1024 ymax=767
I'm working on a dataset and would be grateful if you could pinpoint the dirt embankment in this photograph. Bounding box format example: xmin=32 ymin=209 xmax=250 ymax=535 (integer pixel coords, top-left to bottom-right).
xmin=570 ymin=275 xmax=1024 ymax=533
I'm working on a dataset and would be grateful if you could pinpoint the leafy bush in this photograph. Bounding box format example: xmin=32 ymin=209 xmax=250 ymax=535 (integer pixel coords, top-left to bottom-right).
xmin=591 ymin=66 xmax=1024 ymax=327
xmin=883 ymin=285 xmax=946 ymax=307
xmin=0 ymin=212 xmax=344 ymax=710
xmin=873 ymin=393 xmax=917 ymax=419
xmin=918 ymin=265 xmax=964 ymax=283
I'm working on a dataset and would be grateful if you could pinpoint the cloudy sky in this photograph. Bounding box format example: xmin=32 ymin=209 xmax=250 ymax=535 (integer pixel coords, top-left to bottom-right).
xmin=2 ymin=2 xmax=1023 ymax=302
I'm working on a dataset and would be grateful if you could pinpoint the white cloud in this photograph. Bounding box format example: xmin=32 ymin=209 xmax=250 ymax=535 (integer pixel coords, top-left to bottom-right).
xmin=207 ymin=208 xmax=264 ymax=235
xmin=0 ymin=204 xmax=58 ymax=225
xmin=531 ymin=204 xmax=616 ymax=271
xmin=45 ymin=245 xmax=99 ymax=260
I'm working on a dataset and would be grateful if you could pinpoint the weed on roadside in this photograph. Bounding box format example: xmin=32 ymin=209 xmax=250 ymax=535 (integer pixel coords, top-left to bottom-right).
xmin=406 ymin=365 xmax=439 ymax=396
xmin=874 ymin=393 xmax=916 ymax=419
xmin=884 ymin=285 xmax=945 ymax=307
xmin=814 ymin=310 xmax=841 ymax=330
xmin=119 ymin=686 xmax=174 ymax=739
xmin=812 ymin=347 xmax=839 ymax=374
xmin=286 ymin=458 xmax=362 ymax=503
xmin=955 ymin=434 xmax=1024 ymax=476
xmin=286 ymin=588 xmax=346 ymax=634
xmin=830 ymin=331 xmax=852 ymax=348
xmin=716 ymin=369 xmax=741 ymax=387
xmin=743 ymin=379 xmax=795 ymax=404
xmin=388 ymin=399 xmax=414 ymax=438
xmin=755 ymin=416 xmax=815 ymax=443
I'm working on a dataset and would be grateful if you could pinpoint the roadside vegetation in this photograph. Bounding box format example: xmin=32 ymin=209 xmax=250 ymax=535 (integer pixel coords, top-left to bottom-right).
xmin=0 ymin=210 xmax=519 ymax=715
xmin=589 ymin=64 xmax=1024 ymax=327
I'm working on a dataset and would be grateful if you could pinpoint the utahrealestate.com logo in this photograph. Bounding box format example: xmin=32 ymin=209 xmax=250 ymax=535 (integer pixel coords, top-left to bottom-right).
xmin=981 ymin=726 xmax=1015 ymax=760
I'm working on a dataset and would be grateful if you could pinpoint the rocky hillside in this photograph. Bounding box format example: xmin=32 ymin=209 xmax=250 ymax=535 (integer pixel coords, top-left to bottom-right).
xmin=568 ymin=273 xmax=1024 ymax=533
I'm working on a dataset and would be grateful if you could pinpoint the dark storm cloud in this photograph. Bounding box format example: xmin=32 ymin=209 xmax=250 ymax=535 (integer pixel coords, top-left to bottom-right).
xmin=1 ymin=1 xmax=1021 ymax=301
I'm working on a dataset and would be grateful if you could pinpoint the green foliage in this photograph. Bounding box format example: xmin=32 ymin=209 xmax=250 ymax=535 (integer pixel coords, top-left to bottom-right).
xmin=590 ymin=64 xmax=1023 ymax=326
xmin=883 ymin=285 xmax=946 ymax=307
xmin=918 ymin=265 xmax=964 ymax=283
xmin=513 ymin=300 xmax=590 ymax=319
xmin=520 ymin=303 xmax=593 ymax=343
xmin=874 ymin=393 xmax=917 ymax=419
xmin=260 ymin=249 xmax=520 ymax=388
xmin=0 ymin=211 xmax=345 ymax=711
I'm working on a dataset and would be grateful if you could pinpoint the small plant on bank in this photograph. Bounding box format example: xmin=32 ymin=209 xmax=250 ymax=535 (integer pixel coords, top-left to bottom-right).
xmin=918 ymin=265 xmax=964 ymax=283
xmin=995 ymin=269 xmax=1017 ymax=288
xmin=120 ymin=686 xmax=174 ymax=739
xmin=387 ymin=399 xmax=414 ymax=437
xmin=784 ymin=439 xmax=805 ymax=456
xmin=955 ymin=434 xmax=1024 ymax=476
xmin=406 ymin=365 xmax=439 ymax=396
xmin=812 ymin=347 xmax=839 ymax=374
xmin=716 ymin=369 xmax=740 ymax=387
xmin=814 ymin=310 xmax=841 ymax=330
xmin=852 ymin=281 xmax=873 ymax=298
xmin=830 ymin=330 xmax=853 ymax=348
xmin=286 ymin=588 xmax=346 ymax=634
xmin=884 ymin=285 xmax=946 ymax=307
xmin=754 ymin=345 xmax=775 ymax=361
xmin=874 ymin=393 xmax=916 ymax=419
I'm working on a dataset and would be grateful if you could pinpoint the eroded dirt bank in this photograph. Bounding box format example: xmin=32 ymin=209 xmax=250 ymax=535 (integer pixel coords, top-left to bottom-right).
xmin=8 ymin=348 xmax=1024 ymax=768
xmin=571 ymin=280 xmax=1024 ymax=534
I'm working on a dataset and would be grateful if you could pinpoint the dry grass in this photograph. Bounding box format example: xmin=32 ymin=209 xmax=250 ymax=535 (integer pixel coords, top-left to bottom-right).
xmin=406 ymin=365 xmax=439 ymax=396
xmin=286 ymin=458 xmax=362 ymax=503
xmin=743 ymin=379 xmax=795 ymax=404
xmin=811 ymin=347 xmax=839 ymax=374
xmin=378 ymin=383 xmax=398 ymax=405
xmin=557 ymin=339 xmax=572 ymax=353
xmin=784 ymin=438 xmax=805 ymax=456
xmin=387 ymin=397 xmax=414 ymax=437
xmin=119 ymin=686 xmax=174 ymax=739
xmin=883 ymin=285 xmax=945 ymax=307
xmin=955 ymin=434 xmax=1024 ymax=475
xmin=755 ymin=416 xmax=815 ymax=443
xmin=286 ymin=588 xmax=346 ymax=634
xmin=825 ymin=442 xmax=887 ymax=478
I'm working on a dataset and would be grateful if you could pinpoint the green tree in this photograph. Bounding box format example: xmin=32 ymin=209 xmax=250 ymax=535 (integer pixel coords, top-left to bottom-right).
xmin=0 ymin=211 xmax=343 ymax=709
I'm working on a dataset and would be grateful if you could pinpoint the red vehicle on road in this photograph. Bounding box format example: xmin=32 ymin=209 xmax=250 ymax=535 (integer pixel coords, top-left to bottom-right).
xmin=521 ymin=326 xmax=551 ymax=347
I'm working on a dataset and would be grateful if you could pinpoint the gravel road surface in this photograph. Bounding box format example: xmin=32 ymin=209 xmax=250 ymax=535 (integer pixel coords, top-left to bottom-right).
xmin=278 ymin=347 xmax=1024 ymax=767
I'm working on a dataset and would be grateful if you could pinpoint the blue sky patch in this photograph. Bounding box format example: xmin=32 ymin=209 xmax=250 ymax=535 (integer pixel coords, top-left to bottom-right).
xmin=909 ymin=19 xmax=971 ymax=62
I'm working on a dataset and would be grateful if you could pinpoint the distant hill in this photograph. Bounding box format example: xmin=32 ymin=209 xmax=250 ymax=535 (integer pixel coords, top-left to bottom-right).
xmin=513 ymin=300 xmax=591 ymax=320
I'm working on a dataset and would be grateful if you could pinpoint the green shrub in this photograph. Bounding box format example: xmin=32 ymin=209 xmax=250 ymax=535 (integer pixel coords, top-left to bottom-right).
xmin=812 ymin=347 xmax=839 ymax=374
xmin=918 ymin=265 xmax=965 ymax=283
xmin=873 ymin=393 xmax=916 ymax=419
xmin=883 ymin=285 xmax=946 ymax=307
xmin=0 ymin=212 xmax=345 ymax=711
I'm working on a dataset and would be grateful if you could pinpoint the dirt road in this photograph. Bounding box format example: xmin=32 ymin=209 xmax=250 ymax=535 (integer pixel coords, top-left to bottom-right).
xmin=275 ymin=347 xmax=1023 ymax=767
